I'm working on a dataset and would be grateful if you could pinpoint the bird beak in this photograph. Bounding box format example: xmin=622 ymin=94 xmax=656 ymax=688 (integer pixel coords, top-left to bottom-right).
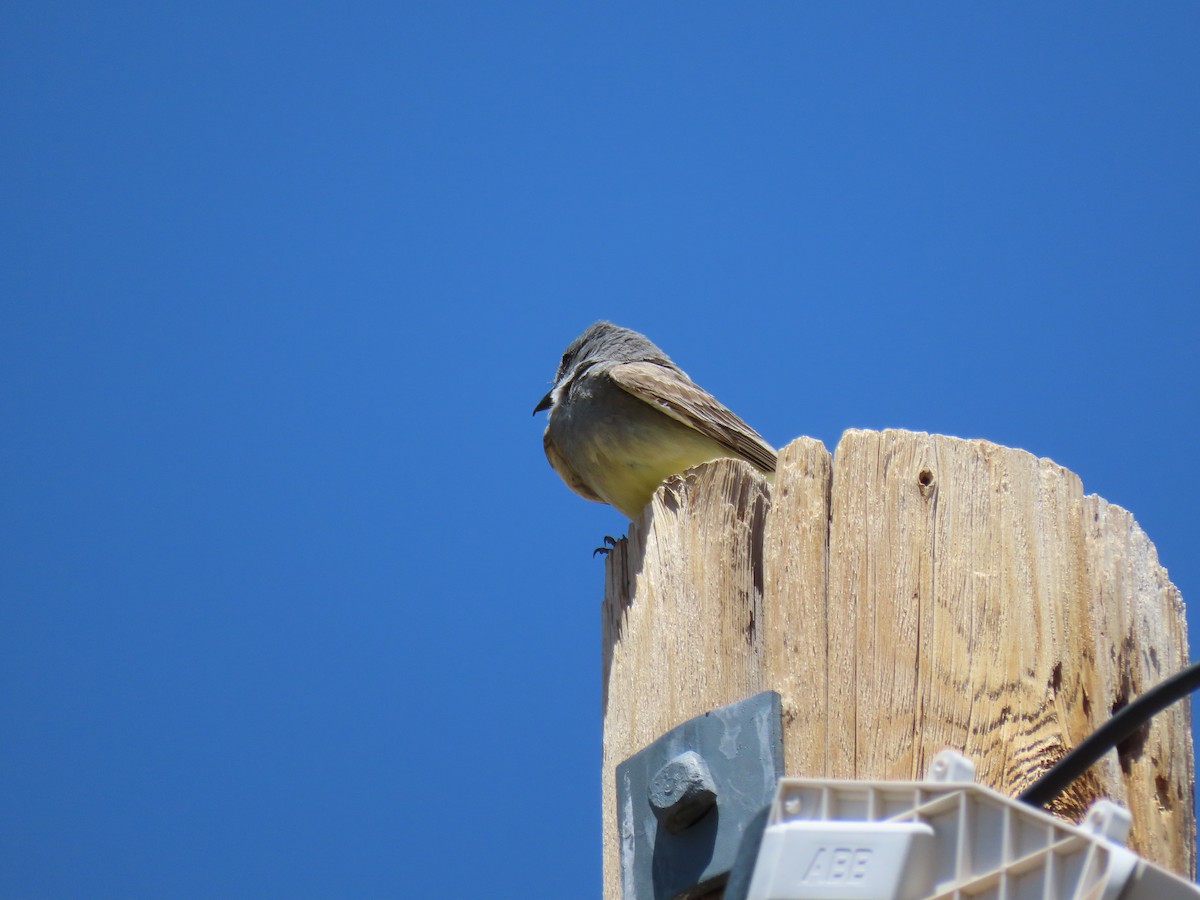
xmin=533 ymin=391 xmax=553 ymax=415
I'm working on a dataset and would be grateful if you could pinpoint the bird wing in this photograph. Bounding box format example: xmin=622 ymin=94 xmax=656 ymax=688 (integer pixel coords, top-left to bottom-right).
xmin=609 ymin=361 xmax=777 ymax=472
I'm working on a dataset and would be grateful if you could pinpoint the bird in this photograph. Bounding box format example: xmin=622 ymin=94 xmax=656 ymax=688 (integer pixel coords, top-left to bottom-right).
xmin=533 ymin=321 xmax=776 ymax=519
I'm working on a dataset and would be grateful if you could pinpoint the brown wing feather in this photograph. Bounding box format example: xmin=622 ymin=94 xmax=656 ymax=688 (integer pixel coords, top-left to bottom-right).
xmin=609 ymin=361 xmax=777 ymax=472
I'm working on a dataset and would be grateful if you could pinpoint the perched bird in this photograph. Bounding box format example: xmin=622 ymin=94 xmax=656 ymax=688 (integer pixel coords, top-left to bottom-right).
xmin=533 ymin=321 xmax=776 ymax=519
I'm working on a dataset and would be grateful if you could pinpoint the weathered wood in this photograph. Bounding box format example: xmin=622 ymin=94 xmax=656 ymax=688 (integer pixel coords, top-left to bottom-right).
xmin=601 ymin=459 xmax=771 ymax=899
xmin=1082 ymin=495 xmax=1193 ymax=866
xmin=601 ymin=429 xmax=1193 ymax=899
xmin=826 ymin=431 xmax=1096 ymax=791
xmin=761 ymin=437 xmax=834 ymax=777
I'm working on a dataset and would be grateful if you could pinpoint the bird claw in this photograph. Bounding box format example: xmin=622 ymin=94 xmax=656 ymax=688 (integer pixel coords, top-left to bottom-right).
xmin=592 ymin=535 xmax=625 ymax=557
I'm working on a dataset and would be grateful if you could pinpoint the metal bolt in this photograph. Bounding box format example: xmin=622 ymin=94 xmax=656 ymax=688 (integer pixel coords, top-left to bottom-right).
xmin=648 ymin=750 xmax=717 ymax=833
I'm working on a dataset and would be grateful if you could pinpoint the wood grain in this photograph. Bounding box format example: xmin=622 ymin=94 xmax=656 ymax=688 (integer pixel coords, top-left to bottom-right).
xmin=601 ymin=458 xmax=771 ymax=899
xmin=762 ymin=436 xmax=833 ymax=777
xmin=600 ymin=430 xmax=1193 ymax=898
xmin=1082 ymin=494 xmax=1194 ymax=866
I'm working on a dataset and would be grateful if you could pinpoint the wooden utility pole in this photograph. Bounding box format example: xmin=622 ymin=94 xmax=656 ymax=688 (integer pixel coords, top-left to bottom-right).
xmin=601 ymin=430 xmax=1193 ymax=898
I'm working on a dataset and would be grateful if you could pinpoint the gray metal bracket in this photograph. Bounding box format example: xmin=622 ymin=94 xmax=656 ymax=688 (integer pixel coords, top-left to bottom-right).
xmin=615 ymin=691 xmax=783 ymax=899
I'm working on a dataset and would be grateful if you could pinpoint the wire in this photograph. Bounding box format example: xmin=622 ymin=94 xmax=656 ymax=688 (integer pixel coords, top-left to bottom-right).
xmin=1018 ymin=659 xmax=1200 ymax=808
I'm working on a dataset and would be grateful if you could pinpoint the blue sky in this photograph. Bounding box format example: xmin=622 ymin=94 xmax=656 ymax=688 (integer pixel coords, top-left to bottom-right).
xmin=3 ymin=4 xmax=1198 ymax=896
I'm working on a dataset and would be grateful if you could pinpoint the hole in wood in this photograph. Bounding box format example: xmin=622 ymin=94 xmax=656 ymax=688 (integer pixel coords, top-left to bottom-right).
xmin=917 ymin=468 xmax=936 ymax=498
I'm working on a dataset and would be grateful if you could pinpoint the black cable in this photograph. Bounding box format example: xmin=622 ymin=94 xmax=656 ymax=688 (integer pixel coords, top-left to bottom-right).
xmin=1018 ymin=659 xmax=1200 ymax=808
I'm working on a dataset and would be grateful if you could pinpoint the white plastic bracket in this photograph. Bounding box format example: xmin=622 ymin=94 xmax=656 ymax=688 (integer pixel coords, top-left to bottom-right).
xmin=1079 ymin=800 xmax=1139 ymax=900
xmin=924 ymin=749 xmax=976 ymax=784
xmin=1081 ymin=799 xmax=1133 ymax=845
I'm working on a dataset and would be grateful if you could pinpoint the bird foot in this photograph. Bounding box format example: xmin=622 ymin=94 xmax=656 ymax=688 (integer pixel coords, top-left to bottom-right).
xmin=592 ymin=535 xmax=626 ymax=557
